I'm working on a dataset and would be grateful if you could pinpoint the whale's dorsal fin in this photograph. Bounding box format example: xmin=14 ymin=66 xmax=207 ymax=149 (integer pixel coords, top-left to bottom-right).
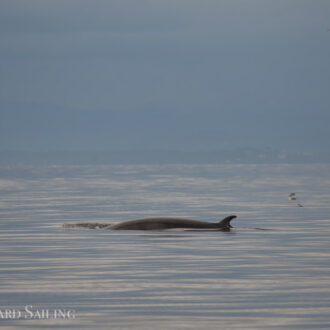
xmin=218 ymin=215 xmax=237 ymax=228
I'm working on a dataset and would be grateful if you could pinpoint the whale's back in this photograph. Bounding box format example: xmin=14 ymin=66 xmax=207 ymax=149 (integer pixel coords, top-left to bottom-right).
xmin=107 ymin=216 xmax=236 ymax=231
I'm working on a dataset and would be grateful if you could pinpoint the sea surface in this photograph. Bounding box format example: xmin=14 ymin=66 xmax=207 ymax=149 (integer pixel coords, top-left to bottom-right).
xmin=0 ymin=163 xmax=330 ymax=329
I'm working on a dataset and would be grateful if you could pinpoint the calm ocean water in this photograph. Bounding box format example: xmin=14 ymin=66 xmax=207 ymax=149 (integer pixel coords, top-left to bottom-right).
xmin=0 ymin=163 xmax=330 ymax=329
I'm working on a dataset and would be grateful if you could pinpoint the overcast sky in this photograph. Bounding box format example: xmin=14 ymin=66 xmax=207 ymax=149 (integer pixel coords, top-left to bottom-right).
xmin=1 ymin=0 xmax=329 ymax=152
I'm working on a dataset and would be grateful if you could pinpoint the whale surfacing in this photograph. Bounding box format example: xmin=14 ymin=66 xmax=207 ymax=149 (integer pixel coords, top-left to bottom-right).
xmin=106 ymin=215 xmax=236 ymax=231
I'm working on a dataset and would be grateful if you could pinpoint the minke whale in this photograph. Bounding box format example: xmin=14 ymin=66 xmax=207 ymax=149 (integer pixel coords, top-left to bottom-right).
xmin=63 ymin=215 xmax=237 ymax=231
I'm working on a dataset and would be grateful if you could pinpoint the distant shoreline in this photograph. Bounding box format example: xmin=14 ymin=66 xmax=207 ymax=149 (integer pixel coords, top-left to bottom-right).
xmin=1 ymin=149 xmax=330 ymax=165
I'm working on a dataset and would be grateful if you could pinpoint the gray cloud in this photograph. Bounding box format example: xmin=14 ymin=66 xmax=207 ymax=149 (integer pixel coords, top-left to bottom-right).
xmin=1 ymin=0 xmax=330 ymax=152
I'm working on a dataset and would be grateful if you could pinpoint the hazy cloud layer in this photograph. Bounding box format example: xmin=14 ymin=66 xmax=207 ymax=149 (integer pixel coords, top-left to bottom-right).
xmin=1 ymin=0 xmax=330 ymax=151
